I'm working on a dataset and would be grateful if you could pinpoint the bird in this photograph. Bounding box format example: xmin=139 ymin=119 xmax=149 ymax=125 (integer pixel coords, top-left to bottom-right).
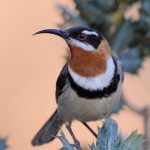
xmin=32 ymin=26 xmax=124 ymax=150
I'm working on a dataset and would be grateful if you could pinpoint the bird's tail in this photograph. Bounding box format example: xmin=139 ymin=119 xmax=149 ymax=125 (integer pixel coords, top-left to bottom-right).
xmin=32 ymin=109 xmax=63 ymax=146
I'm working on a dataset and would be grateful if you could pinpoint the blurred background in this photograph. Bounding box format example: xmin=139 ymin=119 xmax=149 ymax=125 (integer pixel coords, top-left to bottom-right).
xmin=0 ymin=0 xmax=150 ymax=150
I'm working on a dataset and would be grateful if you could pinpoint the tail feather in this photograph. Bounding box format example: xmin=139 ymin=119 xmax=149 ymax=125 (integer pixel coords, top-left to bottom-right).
xmin=32 ymin=109 xmax=63 ymax=146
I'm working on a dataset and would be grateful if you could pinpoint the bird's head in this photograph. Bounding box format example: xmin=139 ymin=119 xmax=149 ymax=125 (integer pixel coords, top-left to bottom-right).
xmin=34 ymin=26 xmax=113 ymax=77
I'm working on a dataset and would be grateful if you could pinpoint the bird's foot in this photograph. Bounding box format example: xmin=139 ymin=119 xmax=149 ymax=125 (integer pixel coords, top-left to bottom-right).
xmin=71 ymin=139 xmax=81 ymax=150
xmin=65 ymin=122 xmax=81 ymax=150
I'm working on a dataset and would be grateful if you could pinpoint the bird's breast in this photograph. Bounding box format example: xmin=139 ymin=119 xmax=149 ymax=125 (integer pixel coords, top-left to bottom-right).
xmin=57 ymin=82 xmax=121 ymax=122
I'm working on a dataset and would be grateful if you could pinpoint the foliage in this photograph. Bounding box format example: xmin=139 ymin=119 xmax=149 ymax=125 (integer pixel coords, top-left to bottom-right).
xmin=0 ymin=137 xmax=8 ymax=150
xmin=58 ymin=118 xmax=143 ymax=150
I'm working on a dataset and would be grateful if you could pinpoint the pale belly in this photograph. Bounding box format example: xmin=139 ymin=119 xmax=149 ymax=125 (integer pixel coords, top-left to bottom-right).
xmin=57 ymin=86 xmax=121 ymax=122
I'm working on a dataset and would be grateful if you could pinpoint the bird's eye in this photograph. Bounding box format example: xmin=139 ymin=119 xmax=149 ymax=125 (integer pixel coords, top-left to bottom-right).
xmin=78 ymin=33 xmax=87 ymax=41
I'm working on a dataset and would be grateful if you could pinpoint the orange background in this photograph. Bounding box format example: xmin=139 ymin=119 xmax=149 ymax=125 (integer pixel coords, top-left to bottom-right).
xmin=0 ymin=0 xmax=150 ymax=150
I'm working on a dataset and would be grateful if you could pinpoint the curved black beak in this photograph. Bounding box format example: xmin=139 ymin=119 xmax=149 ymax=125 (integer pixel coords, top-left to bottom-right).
xmin=33 ymin=29 xmax=69 ymax=39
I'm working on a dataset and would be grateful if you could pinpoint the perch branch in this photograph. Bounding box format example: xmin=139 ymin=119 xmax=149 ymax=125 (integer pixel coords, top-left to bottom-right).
xmin=122 ymin=94 xmax=150 ymax=150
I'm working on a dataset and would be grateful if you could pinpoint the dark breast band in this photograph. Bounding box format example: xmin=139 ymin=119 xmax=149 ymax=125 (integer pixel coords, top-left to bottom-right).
xmin=68 ymin=58 xmax=120 ymax=99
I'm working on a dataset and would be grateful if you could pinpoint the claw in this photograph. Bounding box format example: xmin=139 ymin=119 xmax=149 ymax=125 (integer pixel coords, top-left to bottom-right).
xmin=74 ymin=139 xmax=81 ymax=150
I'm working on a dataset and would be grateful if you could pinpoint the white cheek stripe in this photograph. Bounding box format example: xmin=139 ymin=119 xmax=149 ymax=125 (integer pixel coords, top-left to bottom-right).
xmin=82 ymin=30 xmax=98 ymax=36
xmin=67 ymin=38 xmax=95 ymax=51
xmin=68 ymin=56 xmax=115 ymax=91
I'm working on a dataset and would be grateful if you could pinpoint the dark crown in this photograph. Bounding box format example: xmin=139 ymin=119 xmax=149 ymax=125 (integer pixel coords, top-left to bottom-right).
xmin=66 ymin=26 xmax=103 ymax=49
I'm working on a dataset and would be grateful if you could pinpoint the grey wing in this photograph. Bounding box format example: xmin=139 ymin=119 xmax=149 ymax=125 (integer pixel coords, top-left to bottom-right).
xmin=116 ymin=60 xmax=124 ymax=82
xmin=55 ymin=64 xmax=68 ymax=103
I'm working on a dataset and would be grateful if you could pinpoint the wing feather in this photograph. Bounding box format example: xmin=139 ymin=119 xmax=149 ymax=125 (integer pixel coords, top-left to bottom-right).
xmin=55 ymin=64 xmax=68 ymax=103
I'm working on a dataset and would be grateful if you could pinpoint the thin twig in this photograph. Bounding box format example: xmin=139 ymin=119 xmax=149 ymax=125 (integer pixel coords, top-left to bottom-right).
xmin=143 ymin=107 xmax=150 ymax=150
xmin=122 ymin=94 xmax=150 ymax=150
xmin=122 ymin=94 xmax=144 ymax=114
